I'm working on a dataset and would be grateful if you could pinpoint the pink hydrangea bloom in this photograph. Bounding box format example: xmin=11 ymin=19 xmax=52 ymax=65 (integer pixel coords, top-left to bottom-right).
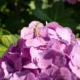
xmin=69 ymin=42 xmax=80 ymax=78
xmin=63 ymin=0 xmax=80 ymax=4
xmin=0 ymin=21 xmax=80 ymax=80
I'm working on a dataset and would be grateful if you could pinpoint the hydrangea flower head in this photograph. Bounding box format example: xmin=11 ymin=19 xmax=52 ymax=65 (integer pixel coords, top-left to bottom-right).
xmin=0 ymin=21 xmax=80 ymax=80
xmin=63 ymin=0 xmax=80 ymax=4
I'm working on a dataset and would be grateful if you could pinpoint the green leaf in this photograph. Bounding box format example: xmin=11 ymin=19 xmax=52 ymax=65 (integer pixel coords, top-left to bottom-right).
xmin=32 ymin=9 xmax=52 ymax=21
xmin=1 ymin=35 xmax=18 ymax=47
xmin=76 ymin=24 xmax=80 ymax=30
xmin=75 ymin=33 xmax=79 ymax=38
xmin=0 ymin=44 xmax=7 ymax=57
xmin=0 ymin=28 xmax=11 ymax=36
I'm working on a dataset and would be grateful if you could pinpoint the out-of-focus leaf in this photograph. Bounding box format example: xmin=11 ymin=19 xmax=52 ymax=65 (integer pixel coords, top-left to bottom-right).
xmin=42 ymin=0 xmax=49 ymax=9
xmin=1 ymin=35 xmax=19 ymax=47
xmin=32 ymin=9 xmax=52 ymax=21
xmin=76 ymin=24 xmax=80 ymax=30
xmin=29 ymin=1 xmax=36 ymax=9
xmin=59 ymin=18 xmax=77 ymax=30
xmin=0 ymin=28 xmax=11 ymax=36
xmin=31 ymin=0 xmax=52 ymax=21
xmin=0 ymin=44 xmax=7 ymax=57
xmin=75 ymin=33 xmax=79 ymax=38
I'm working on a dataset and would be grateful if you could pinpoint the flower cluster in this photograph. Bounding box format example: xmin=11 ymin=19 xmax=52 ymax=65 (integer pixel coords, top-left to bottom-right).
xmin=63 ymin=0 xmax=80 ymax=4
xmin=0 ymin=21 xmax=80 ymax=80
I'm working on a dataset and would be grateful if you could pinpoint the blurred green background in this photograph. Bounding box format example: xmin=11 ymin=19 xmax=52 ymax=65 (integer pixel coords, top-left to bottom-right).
xmin=0 ymin=0 xmax=80 ymax=56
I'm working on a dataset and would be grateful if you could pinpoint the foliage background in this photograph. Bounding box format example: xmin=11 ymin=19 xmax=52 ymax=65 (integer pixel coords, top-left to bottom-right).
xmin=0 ymin=0 xmax=80 ymax=56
